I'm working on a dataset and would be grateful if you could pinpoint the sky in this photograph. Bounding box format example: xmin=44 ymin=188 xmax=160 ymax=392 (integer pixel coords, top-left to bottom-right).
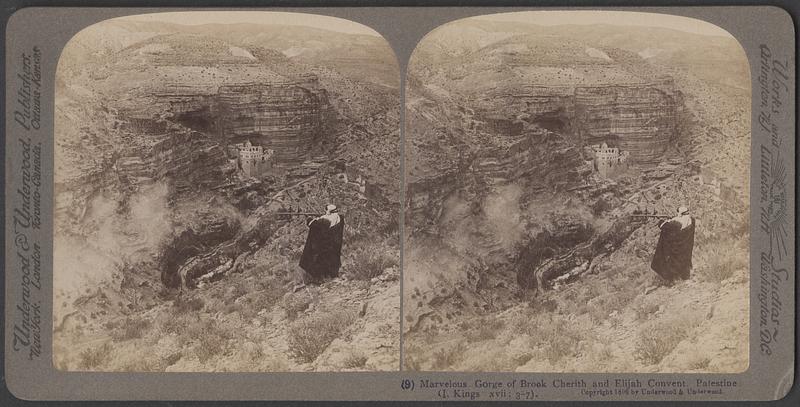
xmin=475 ymin=11 xmax=733 ymax=38
xmin=119 ymin=11 xmax=380 ymax=36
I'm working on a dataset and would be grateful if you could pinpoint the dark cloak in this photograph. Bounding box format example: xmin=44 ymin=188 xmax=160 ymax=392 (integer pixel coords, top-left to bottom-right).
xmin=299 ymin=215 xmax=344 ymax=282
xmin=651 ymin=217 xmax=695 ymax=282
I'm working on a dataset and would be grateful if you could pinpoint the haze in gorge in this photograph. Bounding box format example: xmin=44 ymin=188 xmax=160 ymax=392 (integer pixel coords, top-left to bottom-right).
xmin=53 ymin=12 xmax=400 ymax=372
xmin=403 ymin=12 xmax=750 ymax=373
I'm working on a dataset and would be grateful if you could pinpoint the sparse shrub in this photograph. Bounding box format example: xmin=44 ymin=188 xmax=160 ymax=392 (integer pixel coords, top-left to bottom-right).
xmin=698 ymin=250 xmax=746 ymax=283
xmin=196 ymin=334 xmax=226 ymax=363
xmin=283 ymin=291 xmax=315 ymax=320
xmin=544 ymin=339 xmax=573 ymax=365
xmin=223 ymin=302 xmax=243 ymax=315
xmin=588 ymin=287 xmax=635 ymax=324
xmin=160 ymin=313 xmax=197 ymax=336
xmin=403 ymin=354 xmax=421 ymax=371
xmin=342 ymin=351 xmax=368 ymax=369
xmin=164 ymin=352 xmax=183 ymax=367
xmin=466 ymin=318 xmax=505 ymax=342
xmin=513 ymin=352 xmax=534 ymax=366
xmin=403 ymin=343 xmax=423 ymax=371
xmin=689 ymin=356 xmax=712 ymax=370
xmin=431 ymin=342 xmax=466 ymax=370
xmin=248 ymin=344 xmax=264 ymax=360
xmin=240 ymin=278 xmax=285 ymax=319
xmin=78 ymin=343 xmax=113 ymax=370
xmin=634 ymin=300 xmax=660 ymax=321
xmin=191 ymin=320 xmax=232 ymax=363
xmin=287 ymin=309 xmax=357 ymax=363
xmin=511 ymin=311 xmax=536 ymax=335
xmin=598 ymin=345 xmax=615 ymax=361
xmin=591 ymin=197 xmax=613 ymax=216
xmin=344 ymin=247 xmax=398 ymax=281
xmin=378 ymin=218 xmax=400 ymax=238
xmin=111 ymin=317 xmax=151 ymax=341
xmin=529 ymin=296 xmax=558 ymax=313
xmin=173 ymin=296 xmax=205 ymax=314
xmin=224 ymin=282 xmax=250 ymax=306
xmin=526 ymin=314 xmax=584 ymax=365
xmin=695 ymin=237 xmax=748 ymax=283
xmin=634 ymin=324 xmax=687 ymax=365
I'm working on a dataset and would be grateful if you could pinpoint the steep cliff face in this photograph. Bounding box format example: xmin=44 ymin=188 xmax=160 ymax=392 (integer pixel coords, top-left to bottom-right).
xmin=115 ymin=125 xmax=232 ymax=187
xmin=573 ymin=81 xmax=678 ymax=164
xmin=478 ymin=80 xmax=679 ymax=165
xmin=472 ymin=131 xmax=590 ymax=188
xmin=406 ymin=129 xmax=590 ymax=232
xmin=55 ymin=35 xmax=338 ymax=227
xmin=80 ymin=33 xmax=337 ymax=168
xmin=216 ymin=78 xmax=334 ymax=166
xmin=121 ymin=78 xmax=335 ymax=168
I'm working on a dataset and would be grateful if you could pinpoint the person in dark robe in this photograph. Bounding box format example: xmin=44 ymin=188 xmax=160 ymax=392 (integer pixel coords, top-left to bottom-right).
xmin=299 ymin=204 xmax=345 ymax=285
xmin=650 ymin=206 xmax=695 ymax=284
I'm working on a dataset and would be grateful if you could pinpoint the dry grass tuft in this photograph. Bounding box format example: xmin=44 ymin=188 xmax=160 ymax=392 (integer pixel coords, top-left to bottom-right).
xmin=688 ymin=356 xmax=712 ymax=370
xmin=283 ymin=290 xmax=317 ymax=320
xmin=239 ymin=278 xmax=285 ymax=320
xmin=190 ymin=319 xmax=232 ymax=363
xmin=342 ymin=351 xmax=369 ymax=369
xmin=634 ymin=324 xmax=687 ymax=365
xmin=403 ymin=343 xmax=423 ymax=371
xmin=78 ymin=343 xmax=113 ymax=370
xmin=431 ymin=342 xmax=467 ymax=370
xmin=344 ymin=247 xmax=398 ymax=281
xmin=465 ymin=318 xmax=505 ymax=342
xmin=173 ymin=296 xmax=205 ymax=313
xmin=523 ymin=314 xmax=585 ymax=365
xmin=694 ymin=237 xmax=748 ymax=283
xmin=111 ymin=317 xmax=151 ymax=341
xmin=287 ymin=309 xmax=357 ymax=363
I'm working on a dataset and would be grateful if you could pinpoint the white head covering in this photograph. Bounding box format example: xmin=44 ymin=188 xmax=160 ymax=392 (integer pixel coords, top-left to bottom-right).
xmin=322 ymin=204 xmax=340 ymax=227
xmin=674 ymin=206 xmax=692 ymax=229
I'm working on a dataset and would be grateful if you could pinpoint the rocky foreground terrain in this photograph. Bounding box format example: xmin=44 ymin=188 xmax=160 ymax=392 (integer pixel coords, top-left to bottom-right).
xmin=403 ymin=20 xmax=750 ymax=372
xmin=53 ymin=18 xmax=400 ymax=371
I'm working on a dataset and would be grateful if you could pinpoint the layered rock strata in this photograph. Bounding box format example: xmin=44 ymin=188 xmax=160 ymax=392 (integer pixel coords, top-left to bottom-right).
xmin=115 ymin=127 xmax=231 ymax=188
xmin=129 ymin=76 xmax=334 ymax=167
xmin=480 ymin=79 xmax=679 ymax=164
xmin=216 ymin=77 xmax=333 ymax=166
xmin=406 ymin=130 xmax=590 ymax=231
xmin=573 ymin=80 xmax=678 ymax=164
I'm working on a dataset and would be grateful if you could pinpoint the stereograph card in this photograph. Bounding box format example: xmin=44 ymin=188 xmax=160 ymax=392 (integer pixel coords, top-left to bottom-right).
xmin=3 ymin=4 xmax=796 ymax=402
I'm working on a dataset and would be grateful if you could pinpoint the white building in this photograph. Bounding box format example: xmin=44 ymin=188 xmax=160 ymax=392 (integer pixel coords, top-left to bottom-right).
xmin=590 ymin=142 xmax=629 ymax=177
xmin=231 ymin=140 xmax=274 ymax=178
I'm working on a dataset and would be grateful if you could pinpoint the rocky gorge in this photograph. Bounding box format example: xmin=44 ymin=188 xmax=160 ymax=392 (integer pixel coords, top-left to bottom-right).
xmin=403 ymin=18 xmax=750 ymax=373
xmin=53 ymin=17 xmax=400 ymax=372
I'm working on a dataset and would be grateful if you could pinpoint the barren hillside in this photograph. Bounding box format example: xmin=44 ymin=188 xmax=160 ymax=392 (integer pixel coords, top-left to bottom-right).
xmin=403 ymin=20 xmax=750 ymax=373
xmin=53 ymin=18 xmax=400 ymax=372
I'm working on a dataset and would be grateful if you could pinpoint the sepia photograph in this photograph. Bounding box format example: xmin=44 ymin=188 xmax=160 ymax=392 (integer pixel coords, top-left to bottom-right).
xmin=403 ymin=11 xmax=750 ymax=372
xmin=52 ymin=11 xmax=400 ymax=372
